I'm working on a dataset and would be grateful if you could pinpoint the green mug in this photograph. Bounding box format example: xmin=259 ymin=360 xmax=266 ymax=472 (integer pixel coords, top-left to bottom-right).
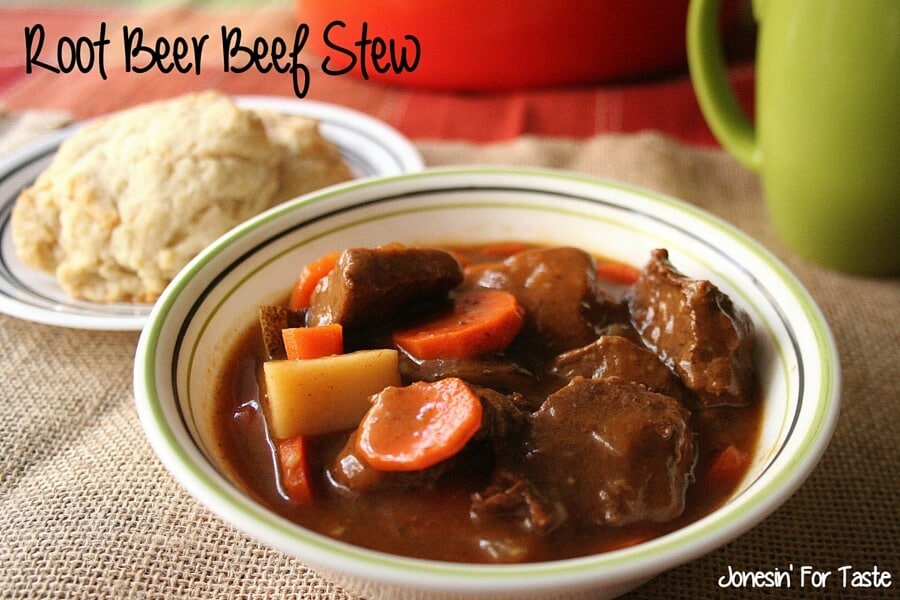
xmin=688 ymin=0 xmax=900 ymax=275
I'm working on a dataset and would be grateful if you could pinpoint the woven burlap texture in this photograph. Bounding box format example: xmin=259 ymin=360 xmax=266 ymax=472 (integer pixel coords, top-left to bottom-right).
xmin=1 ymin=125 xmax=897 ymax=599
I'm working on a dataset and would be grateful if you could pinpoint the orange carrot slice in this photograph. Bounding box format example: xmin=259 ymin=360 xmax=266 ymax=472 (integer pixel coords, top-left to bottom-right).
xmin=282 ymin=324 xmax=343 ymax=360
xmin=442 ymin=248 xmax=470 ymax=268
xmin=596 ymin=260 xmax=641 ymax=285
xmin=480 ymin=242 xmax=529 ymax=257
xmin=288 ymin=251 xmax=341 ymax=311
xmin=277 ymin=435 xmax=314 ymax=504
xmin=707 ymin=443 xmax=749 ymax=485
xmin=392 ymin=290 xmax=524 ymax=360
xmin=356 ymin=378 xmax=484 ymax=472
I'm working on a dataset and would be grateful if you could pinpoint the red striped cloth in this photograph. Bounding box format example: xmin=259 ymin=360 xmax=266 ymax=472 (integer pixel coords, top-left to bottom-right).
xmin=0 ymin=6 xmax=754 ymax=146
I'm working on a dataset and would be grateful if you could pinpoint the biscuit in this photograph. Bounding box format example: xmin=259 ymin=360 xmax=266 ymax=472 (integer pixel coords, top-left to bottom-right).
xmin=255 ymin=109 xmax=352 ymax=203
xmin=11 ymin=91 xmax=352 ymax=303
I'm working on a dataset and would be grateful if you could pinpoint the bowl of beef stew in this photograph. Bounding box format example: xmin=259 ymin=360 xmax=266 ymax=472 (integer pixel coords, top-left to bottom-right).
xmin=134 ymin=168 xmax=840 ymax=600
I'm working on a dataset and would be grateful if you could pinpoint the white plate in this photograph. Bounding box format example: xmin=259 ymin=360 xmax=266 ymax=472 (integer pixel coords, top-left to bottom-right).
xmin=0 ymin=96 xmax=423 ymax=331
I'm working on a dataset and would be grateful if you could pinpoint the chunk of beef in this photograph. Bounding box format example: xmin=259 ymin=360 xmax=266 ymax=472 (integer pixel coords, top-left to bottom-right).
xmin=470 ymin=468 xmax=567 ymax=535
xmin=551 ymin=335 xmax=686 ymax=401
xmin=465 ymin=247 xmax=613 ymax=358
xmin=327 ymin=384 xmax=529 ymax=494
xmin=627 ymin=249 xmax=756 ymax=407
xmin=469 ymin=390 xmax=567 ymax=535
xmin=472 ymin=387 xmax=530 ymax=458
xmin=595 ymin=321 xmax=643 ymax=345
xmin=306 ymin=245 xmax=463 ymax=331
xmin=524 ymin=376 xmax=695 ymax=527
xmin=399 ymin=353 xmax=538 ymax=399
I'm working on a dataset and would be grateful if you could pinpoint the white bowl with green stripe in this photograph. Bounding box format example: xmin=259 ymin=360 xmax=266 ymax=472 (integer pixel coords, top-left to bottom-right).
xmin=134 ymin=167 xmax=840 ymax=600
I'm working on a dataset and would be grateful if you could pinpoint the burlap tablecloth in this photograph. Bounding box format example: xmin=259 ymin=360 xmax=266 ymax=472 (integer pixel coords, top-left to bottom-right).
xmin=1 ymin=114 xmax=897 ymax=599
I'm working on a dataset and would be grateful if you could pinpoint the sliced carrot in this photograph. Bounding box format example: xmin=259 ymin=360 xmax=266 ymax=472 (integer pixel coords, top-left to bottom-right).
xmin=282 ymin=324 xmax=344 ymax=360
xmin=392 ymin=290 xmax=525 ymax=360
xmin=442 ymin=248 xmax=470 ymax=268
xmin=596 ymin=260 xmax=641 ymax=285
xmin=707 ymin=443 xmax=749 ymax=485
xmin=480 ymin=242 xmax=529 ymax=257
xmin=356 ymin=377 xmax=484 ymax=472
xmin=288 ymin=251 xmax=341 ymax=311
xmin=277 ymin=435 xmax=314 ymax=504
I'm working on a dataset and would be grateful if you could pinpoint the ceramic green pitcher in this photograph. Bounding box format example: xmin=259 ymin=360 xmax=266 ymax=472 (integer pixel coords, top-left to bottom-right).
xmin=688 ymin=0 xmax=900 ymax=275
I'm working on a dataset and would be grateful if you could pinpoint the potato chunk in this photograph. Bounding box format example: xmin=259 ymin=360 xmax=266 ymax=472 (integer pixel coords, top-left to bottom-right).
xmin=263 ymin=349 xmax=401 ymax=438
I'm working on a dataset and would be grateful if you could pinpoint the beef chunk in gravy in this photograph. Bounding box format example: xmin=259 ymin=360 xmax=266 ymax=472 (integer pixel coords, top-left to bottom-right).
xmin=306 ymin=245 xmax=463 ymax=331
xmin=524 ymin=377 xmax=695 ymax=527
xmin=551 ymin=335 xmax=686 ymax=401
xmin=627 ymin=249 xmax=755 ymax=407
xmin=465 ymin=247 xmax=614 ymax=358
xmin=398 ymin=354 xmax=538 ymax=399
xmin=470 ymin=468 xmax=567 ymax=536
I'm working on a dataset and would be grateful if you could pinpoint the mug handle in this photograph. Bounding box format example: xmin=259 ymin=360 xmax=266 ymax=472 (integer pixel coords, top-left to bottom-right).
xmin=687 ymin=0 xmax=761 ymax=172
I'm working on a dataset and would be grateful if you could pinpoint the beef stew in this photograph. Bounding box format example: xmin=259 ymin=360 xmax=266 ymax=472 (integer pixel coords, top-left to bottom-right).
xmin=213 ymin=243 xmax=761 ymax=563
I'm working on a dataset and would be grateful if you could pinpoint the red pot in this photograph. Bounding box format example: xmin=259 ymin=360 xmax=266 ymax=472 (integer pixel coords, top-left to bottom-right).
xmin=295 ymin=0 xmax=736 ymax=91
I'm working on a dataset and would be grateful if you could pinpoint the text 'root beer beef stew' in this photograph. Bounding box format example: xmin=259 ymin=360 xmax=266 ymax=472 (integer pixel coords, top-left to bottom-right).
xmin=214 ymin=243 xmax=762 ymax=563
